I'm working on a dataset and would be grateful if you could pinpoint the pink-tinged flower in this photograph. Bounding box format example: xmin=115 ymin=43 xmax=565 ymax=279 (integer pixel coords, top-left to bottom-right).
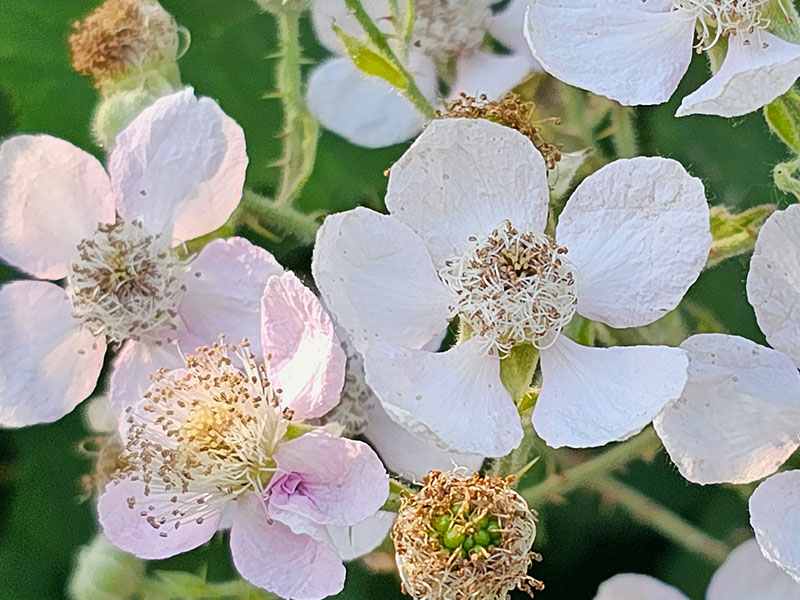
xmin=0 ymin=88 xmax=281 ymax=426
xmin=313 ymin=118 xmax=710 ymax=457
xmin=99 ymin=279 xmax=384 ymax=600
xmin=525 ymin=0 xmax=800 ymax=118
xmin=308 ymin=0 xmax=539 ymax=148
xmin=593 ymin=539 xmax=800 ymax=599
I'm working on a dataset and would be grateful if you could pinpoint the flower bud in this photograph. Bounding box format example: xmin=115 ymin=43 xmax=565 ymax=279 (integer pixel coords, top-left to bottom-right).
xmin=68 ymin=534 xmax=145 ymax=600
xmin=392 ymin=470 xmax=544 ymax=600
xmin=69 ymin=0 xmax=183 ymax=95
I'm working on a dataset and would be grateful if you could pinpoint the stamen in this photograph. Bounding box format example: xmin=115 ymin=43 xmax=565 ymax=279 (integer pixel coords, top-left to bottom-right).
xmin=67 ymin=217 xmax=187 ymax=344
xmin=671 ymin=0 xmax=775 ymax=51
xmin=439 ymin=221 xmax=578 ymax=356
xmin=112 ymin=340 xmax=286 ymax=535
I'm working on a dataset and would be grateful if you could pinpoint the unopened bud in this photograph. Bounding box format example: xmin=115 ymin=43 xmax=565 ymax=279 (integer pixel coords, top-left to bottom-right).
xmin=68 ymin=534 xmax=145 ymax=600
xmin=69 ymin=0 xmax=184 ymax=95
xmin=392 ymin=470 xmax=543 ymax=600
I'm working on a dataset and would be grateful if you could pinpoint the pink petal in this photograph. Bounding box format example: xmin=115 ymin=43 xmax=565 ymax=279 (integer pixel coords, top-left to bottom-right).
xmin=108 ymin=335 xmax=191 ymax=420
xmin=261 ymin=271 xmax=346 ymax=421
xmin=0 ymin=280 xmax=105 ymax=426
xmin=179 ymin=237 xmax=283 ymax=357
xmin=0 ymin=135 xmax=114 ymax=279
xmin=110 ymin=89 xmax=247 ymax=243
xmin=230 ymin=492 xmax=346 ymax=600
xmin=98 ymin=478 xmax=222 ymax=560
xmin=269 ymin=430 xmax=388 ymax=529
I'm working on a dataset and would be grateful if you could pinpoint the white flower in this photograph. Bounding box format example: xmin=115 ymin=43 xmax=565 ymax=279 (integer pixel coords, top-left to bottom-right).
xmin=307 ymin=0 xmax=540 ymax=148
xmin=313 ymin=117 xmax=711 ymax=456
xmin=593 ymin=539 xmax=800 ymax=599
xmin=525 ymin=0 xmax=800 ymax=118
xmin=651 ymin=204 xmax=800 ymax=582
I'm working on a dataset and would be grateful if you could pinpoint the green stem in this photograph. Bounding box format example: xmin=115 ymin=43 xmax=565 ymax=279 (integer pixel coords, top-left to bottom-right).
xmin=594 ymin=476 xmax=731 ymax=565
xmin=273 ymin=9 xmax=319 ymax=208
xmin=141 ymin=576 xmax=276 ymax=600
xmin=242 ymin=189 xmax=321 ymax=243
xmin=343 ymin=0 xmax=436 ymax=119
xmin=610 ymin=102 xmax=638 ymax=158
xmin=520 ymin=427 xmax=660 ymax=507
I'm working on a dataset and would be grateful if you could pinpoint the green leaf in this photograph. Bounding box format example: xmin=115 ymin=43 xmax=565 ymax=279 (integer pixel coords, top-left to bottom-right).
xmin=499 ymin=344 xmax=540 ymax=405
xmin=707 ymin=204 xmax=775 ymax=269
xmin=765 ymin=88 xmax=800 ymax=155
xmin=331 ymin=24 xmax=407 ymax=90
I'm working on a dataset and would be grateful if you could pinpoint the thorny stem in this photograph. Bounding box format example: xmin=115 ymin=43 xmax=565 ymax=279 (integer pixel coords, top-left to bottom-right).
xmin=594 ymin=476 xmax=731 ymax=565
xmin=272 ymin=8 xmax=319 ymax=209
xmin=343 ymin=0 xmax=437 ymax=119
xmin=520 ymin=427 xmax=661 ymax=506
xmin=242 ymin=189 xmax=320 ymax=244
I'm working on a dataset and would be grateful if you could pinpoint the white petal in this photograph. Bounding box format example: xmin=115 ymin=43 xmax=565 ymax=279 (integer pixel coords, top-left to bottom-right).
xmin=747 ymin=204 xmax=800 ymax=367
xmin=525 ymin=0 xmax=694 ymax=106
xmin=556 ymin=157 xmax=710 ymax=328
xmin=677 ymin=31 xmax=800 ymax=118
xmin=0 ymin=135 xmax=114 ymax=279
xmin=312 ymin=207 xmax=452 ymax=356
xmin=364 ymin=338 xmax=523 ymax=457
xmin=310 ymin=0 xmax=395 ymax=54
xmin=535 ymin=335 xmax=688 ymax=448
xmin=450 ymin=50 xmax=537 ymax=102
xmin=707 ymin=539 xmax=800 ymax=600
xmin=750 ymin=471 xmax=800 ymax=583
xmin=178 ymin=237 xmax=283 ymax=357
xmin=110 ymin=89 xmax=247 ymax=243
xmin=0 ymin=281 xmax=105 ymax=427
xmin=487 ymin=0 xmax=532 ymax=54
xmin=385 ymin=118 xmax=550 ymax=266
xmin=364 ymin=398 xmax=484 ymax=482
xmin=307 ymin=58 xmax=429 ymax=148
xmin=594 ymin=574 xmax=689 ymax=600
xmin=654 ymin=334 xmax=800 ymax=485
xmin=327 ymin=511 xmax=396 ymax=561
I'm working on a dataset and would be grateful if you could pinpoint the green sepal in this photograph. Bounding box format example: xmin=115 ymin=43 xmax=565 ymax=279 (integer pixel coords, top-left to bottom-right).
xmin=707 ymin=204 xmax=776 ymax=269
xmin=774 ymin=157 xmax=800 ymax=198
xmin=332 ymin=24 xmax=407 ymax=90
xmin=765 ymin=88 xmax=800 ymax=155
xmin=500 ymin=343 xmax=540 ymax=405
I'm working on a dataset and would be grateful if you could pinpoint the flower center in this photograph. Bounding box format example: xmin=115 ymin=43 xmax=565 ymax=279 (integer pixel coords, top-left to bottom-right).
xmin=439 ymin=221 xmax=578 ymax=355
xmin=117 ymin=341 xmax=284 ymax=535
xmin=671 ymin=0 xmax=774 ymax=50
xmin=67 ymin=218 xmax=186 ymax=344
xmin=411 ymin=0 xmax=489 ymax=63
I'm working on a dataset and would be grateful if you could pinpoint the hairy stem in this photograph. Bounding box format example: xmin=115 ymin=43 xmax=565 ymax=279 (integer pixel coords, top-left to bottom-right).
xmin=520 ymin=427 xmax=661 ymax=506
xmin=273 ymin=9 xmax=319 ymax=208
xmin=610 ymin=102 xmax=638 ymax=158
xmin=242 ymin=189 xmax=320 ymax=243
xmin=593 ymin=476 xmax=731 ymax=565
xmin=343 ymin=0 xmax=436 ymax=119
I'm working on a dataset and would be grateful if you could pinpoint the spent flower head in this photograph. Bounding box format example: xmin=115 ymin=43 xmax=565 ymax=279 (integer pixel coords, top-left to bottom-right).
xmin=69 ymin=0 xmax=183 ymax=94
xmin=393 ymin=470 xmax=542 ymax=600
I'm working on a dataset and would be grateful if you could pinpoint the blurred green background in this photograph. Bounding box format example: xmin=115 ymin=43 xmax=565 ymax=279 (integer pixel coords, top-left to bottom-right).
xmin=0 ymin=1 xmax=795 ymax=599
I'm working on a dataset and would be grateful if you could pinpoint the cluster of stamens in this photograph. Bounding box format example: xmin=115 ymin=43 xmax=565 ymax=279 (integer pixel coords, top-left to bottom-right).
xmin=671 ymin=0 xmax=781 ymax=50
xmin=392 ymin=470 xmax=543 ymax=600
xmin=411 ymin=0 xmax=489 ymax=64
xmin=439 ymin=221 xmax=578 ymax=356
xmin=112 ymin=340 xmax=287 ymax=537
xmin=67 ymin=218 xmax=186 ymax=344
